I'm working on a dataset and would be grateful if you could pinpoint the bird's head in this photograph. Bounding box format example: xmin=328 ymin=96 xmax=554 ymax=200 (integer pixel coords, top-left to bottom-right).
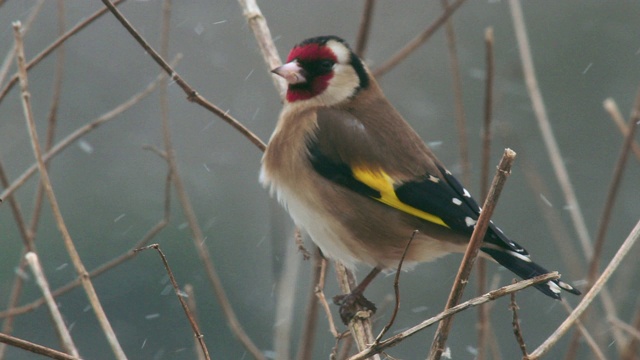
xmin=272 ymin=36 xmax=370 ymax=106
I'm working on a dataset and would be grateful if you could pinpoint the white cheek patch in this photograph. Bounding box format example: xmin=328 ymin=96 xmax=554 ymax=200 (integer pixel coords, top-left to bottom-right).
xmin=326 ymin=40 xmax=351 ymax=64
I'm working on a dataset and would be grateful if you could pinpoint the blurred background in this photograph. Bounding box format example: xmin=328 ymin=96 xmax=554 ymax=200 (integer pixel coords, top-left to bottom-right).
xmin=1 ymin=1 xmax=639 ymax=359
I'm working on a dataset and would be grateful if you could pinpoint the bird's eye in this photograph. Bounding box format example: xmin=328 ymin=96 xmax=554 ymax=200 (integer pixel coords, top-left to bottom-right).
xmin=319 ymin=60 xmax=334 ymax=71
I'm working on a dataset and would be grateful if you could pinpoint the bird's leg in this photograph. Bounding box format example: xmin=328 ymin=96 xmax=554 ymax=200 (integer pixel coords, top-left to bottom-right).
xmin=333 ymin=266 xmax=382 ymax=324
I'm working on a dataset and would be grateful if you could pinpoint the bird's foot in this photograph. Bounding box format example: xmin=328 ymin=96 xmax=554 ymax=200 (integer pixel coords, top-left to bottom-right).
xmin=333 ymin=292 xmax=377 ymax=325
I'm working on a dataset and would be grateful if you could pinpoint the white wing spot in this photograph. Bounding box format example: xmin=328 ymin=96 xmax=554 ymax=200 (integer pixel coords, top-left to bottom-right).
xmin=428 ymin=175 xmax=440 ymax=183
xmin=547 ymin=281 xmax=562 ymax=294
xmin=463 ymin=188 xmax=471 ymax=198
xmin=452 ymin=198 xmax=462 ymax=206
xmin=465 ymin=217 xmax=477 ymax=227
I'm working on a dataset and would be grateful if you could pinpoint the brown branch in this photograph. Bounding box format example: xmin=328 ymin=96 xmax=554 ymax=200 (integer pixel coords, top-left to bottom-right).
xmin=559 ymin=300 xmax=606 ymax=360
xmin=354 ymin=0 xmax=376 ymax=57
xmin=13 ymin=21 xmax=127 ymax=360
xmin=184 ymin=285 xmax=207 ymax=360
xmin=0 ymin=0 xmax=127 ymax=107
xmin=527 ymin=218 xmax=640 ymax=359
xmin=509 ymin=286 xmax=528 ymax=358
xmin=100 ymin=0 xmax=266 ymax=152
xmin=441 ymin=0 xmax=470 ymax=187
xmin=372 ymin=0 xmax=468 ymax=77
xmin=314 ymin=252 xmax=341 ymax=339
xmin=476 ymin=26 xmax=495 ymax=360
xmin=348 ymin=272 xmax=560 ymax=360
xmin=604 ymin=98 xmax=640 ymax=162
xmin=0 ymin=332 xmax=80 ymax=360
xmin=135 ymin=245 xmax=211 ymax=359
xmin=428 ymin=148 xmax=517 ymax=360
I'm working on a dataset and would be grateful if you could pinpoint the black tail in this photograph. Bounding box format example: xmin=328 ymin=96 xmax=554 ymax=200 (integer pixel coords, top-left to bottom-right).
xmin=481 ymin=225 xmax=581 ymax=299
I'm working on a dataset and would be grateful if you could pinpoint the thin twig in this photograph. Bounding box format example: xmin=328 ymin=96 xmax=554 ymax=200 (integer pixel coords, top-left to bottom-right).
xmin=509 ymin=288 xmax=528 ymax=358
xmin=348 ymin=272 xmax=560 ymax=360
xmin=0 ymin=332 xmax=80 ymax=360
xmin=13 ymin=21 xmax=127 ymax=360
xmin=374 ymin=230 xmax=418 ymax=343
xmin=527 ymin=218 xmax=640 ymax=359
xmin=184 ymin=285 xmax=207 ymax=360
xmin=100 ymin=0 xmax=266 ymax=151
xmin=477 ymin=26 xmax=495 ymax=360
xmin=135 ymin=245 xmax=211 ymax=359
xmin=428 ymin=149 xmax=517 ymax=360
xmin=621 ymin=305 xmax=640 ymax=360
xmin=24 ymin=252 xmax=79 ymax=357
xmin=296 ymin=246 xmax=323 ymax=360
xmin=354 ymin=0 xmax=376 ymax=57
xmin=314 ymin=252 xmax=341 ymax=339
xmin=372 ymin=0 xmax=468 ymax=77
xmin=441 ymin=0 xmax=470 ymax=187
xmin=604 ymin=98 xmax=640 ymax=161
xmin=0 ymin=0 xmax=127 ymax=107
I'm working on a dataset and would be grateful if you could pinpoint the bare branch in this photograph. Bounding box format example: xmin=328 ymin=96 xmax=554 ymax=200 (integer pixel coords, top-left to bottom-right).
xmin=348 ymin=272 xmax=560 ymax=360
xmin=354 ymin=0 xmax=376 ymax=57
xmin=428 ymin=149 xmax=517 ymax=360
xmin=0 ymin=332 xmax=80 ymax=360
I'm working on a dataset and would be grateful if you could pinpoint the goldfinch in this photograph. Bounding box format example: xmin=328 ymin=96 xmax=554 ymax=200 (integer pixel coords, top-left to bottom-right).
xmin=261 ymin=35 xmax=580 ymax=322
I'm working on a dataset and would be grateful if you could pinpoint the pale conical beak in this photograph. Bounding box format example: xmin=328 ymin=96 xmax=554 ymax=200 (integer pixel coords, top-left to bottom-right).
xmin=271 ymin=61 xmax=306 ymax=84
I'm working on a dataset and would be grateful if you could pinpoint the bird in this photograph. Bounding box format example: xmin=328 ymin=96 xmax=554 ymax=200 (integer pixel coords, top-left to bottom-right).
xmin=260 ymin=35 xmax=580 ymax=323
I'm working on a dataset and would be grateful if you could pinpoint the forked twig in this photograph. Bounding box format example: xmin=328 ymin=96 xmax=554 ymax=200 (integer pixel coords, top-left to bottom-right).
xmin=428 ymin=149 xmax=517 ymax=360
xmin=135 ymin=244 xmax=210 ymax=359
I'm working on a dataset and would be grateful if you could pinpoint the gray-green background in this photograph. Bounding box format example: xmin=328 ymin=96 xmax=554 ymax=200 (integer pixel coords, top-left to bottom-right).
xmin=1 ymin=1 xmax=639 ymax=359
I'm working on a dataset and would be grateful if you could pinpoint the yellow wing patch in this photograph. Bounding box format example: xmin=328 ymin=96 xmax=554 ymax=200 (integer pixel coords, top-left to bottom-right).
xmin=352 ymin=168 xmax=449 ymax=228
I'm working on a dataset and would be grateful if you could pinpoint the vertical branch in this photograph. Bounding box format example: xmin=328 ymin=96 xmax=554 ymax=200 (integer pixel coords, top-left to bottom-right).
xmin=508 ymin=0 xmax=593 ymax=259
xmin=12 ymin=21 xmax=127 ymax=360
xmin=354 ymin=0 xmax=376 ymax=57
xmin=25 ymin=252 xmax=79 ymax=357
xmin=428 ymin=149 xmax=517 ymax=360
xmin=476 ymin=26 xmax=494 ymax=360
xmin=296 ymin=246 xmax=323 ymax=360
xmin=440 ymin=0 xmax=470 ymax=187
